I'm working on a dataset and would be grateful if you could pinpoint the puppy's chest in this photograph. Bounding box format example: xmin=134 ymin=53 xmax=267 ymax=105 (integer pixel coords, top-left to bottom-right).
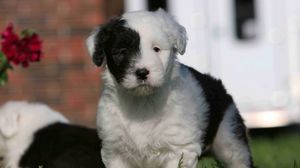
xmin=99 ymin=81 xmax=208 ymax=157
xmin=107 ymin=106 xmax=199 ymax=155
xmin=120 ymin=120 xmax=165 ymax=152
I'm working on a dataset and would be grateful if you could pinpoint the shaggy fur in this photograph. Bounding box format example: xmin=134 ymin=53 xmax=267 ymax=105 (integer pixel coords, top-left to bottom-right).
xmin=87 ymin=9 xmax=254 ymax=168
xmin=0 ymin=101 xmax=104 ymax=168
xmin=0 ymin=101 xmax=68 ymax=168
xmin=19 ymin=123 xmax=104 ymax=168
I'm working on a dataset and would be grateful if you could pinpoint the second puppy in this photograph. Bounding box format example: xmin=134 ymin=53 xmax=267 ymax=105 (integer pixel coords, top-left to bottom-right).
xmin=0 ymin=101 xmax=104 ymax=168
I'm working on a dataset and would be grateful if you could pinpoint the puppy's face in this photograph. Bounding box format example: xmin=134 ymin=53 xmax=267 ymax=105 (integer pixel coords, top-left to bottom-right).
xmin=87 ymin=9 xmax=187 ymax=96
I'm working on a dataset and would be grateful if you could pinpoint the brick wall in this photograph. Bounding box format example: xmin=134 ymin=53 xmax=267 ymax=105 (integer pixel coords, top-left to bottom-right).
xmin=0 ymin=0 xmax=123 ymax=127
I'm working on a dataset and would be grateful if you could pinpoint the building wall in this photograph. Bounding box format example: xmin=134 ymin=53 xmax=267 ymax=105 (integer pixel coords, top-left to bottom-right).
xmin=0 ymin=0 xmax=123 ymax=127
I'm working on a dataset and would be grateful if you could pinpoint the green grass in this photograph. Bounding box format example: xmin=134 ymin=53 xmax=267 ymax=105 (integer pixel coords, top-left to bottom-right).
xmin=250 ymin=133 xmax=300 ymax=168
xmin=195 ymin=129 xmax=300 ymax=168
xmin=197 ymin=157 xmax=224 ymax=168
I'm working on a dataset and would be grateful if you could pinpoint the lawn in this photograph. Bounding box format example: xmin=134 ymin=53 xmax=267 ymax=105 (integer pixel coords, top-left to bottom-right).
xmin=197 ymin=125 xmax=300 ymax=168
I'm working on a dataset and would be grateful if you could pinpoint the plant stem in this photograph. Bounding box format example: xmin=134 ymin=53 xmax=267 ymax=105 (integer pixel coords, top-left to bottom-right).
xmin=0 ymin=62 xmax=9 ymax=75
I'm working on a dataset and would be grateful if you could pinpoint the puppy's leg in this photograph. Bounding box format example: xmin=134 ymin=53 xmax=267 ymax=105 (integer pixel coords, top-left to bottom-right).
xmin=103 ymin=156 xmax=131 ymax=168
xmin=211 ymin=104 xmax=254 ymax=168
xmin=101 ymin=149 xmax=131 ymax=168
xmin=106 ymin=157 xmax=130 ymax=168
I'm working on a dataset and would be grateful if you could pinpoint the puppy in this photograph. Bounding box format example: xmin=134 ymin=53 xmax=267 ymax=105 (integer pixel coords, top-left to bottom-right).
xmin=87 ymin=9 xmax=254 ymax=168
xmin=0 ymin=101 xmax=104 ymax=168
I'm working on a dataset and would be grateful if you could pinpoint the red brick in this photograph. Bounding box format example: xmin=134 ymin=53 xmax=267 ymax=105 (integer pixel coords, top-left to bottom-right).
xmin=0 ymin=0 xmax=108 ymax=127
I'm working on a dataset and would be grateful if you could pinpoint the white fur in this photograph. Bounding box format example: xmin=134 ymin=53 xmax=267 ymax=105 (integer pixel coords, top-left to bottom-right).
xmin=88 ymin=10 xmax=252 ymax=168
xmin=86 ymin=27 xmax=99 ymax=57
xmin=212 ymin=105 xmax=252 ymax=168
xmin=98 ymin=64 xmax=208 ymax=168
xmin=87 ymin=10 xmax=206 ymax=168
xmin=0 ymin=101 xmax=68 ymax=168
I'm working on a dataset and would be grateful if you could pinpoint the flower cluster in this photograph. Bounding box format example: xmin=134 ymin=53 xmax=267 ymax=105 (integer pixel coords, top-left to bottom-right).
xmin=0 ymin=23 xmax=43 ymax=85
xmin=1 ymin=24 xmax=42 ymax=67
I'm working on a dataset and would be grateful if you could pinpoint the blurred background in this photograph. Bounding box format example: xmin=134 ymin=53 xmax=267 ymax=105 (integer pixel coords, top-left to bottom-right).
xmin=0 ymin=0 xmax=124 ymax=127
xmin=125 ymin=0 xmax=300 ymax=129
xmin=0 ymin=0 xmax=299 ymax=167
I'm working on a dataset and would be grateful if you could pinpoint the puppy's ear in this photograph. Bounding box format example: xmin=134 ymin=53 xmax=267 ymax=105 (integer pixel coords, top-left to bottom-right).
xmin=0 ymin=111 xmax=19 ymax=138
xmin=86 ymin=27 xmax=106 ymax=66
xmin=155 ymin=8 xmax=187 ymax=55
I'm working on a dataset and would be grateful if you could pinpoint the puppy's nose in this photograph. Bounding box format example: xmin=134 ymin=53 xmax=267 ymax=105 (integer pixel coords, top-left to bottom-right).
xmin=135 ymin=68 xmax=149 ymax=80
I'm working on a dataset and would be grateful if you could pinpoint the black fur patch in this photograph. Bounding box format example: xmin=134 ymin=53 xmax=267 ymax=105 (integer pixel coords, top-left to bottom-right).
xmin=184 ymin=64 xmax=233 ymax=147
xmin=19 ymin=123 xmax=105 ymax=168
xmin=186 ymin=65 xmax=254 ymax=167
xmin=94 ymin=18 xmax=140 ymax=83
xmin=232 ymin=112 xmax=248 ymax=144
xmin=232 ymin=112 xmax=255 ymax=168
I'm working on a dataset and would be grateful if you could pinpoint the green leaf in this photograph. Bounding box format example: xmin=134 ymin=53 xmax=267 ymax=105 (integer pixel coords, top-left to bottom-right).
xmin=0 ymin=51 xmax=13 ymax=70
xmin=0 ymin=51 xmax=8 ymax=66
xmin=0 ymin=70 xmax=8 ymax=86
xmin=21 ymin=29 xmax=36 ymax=37
xmin=0 ymin=51 xmax=4 ymax=60
xmin=177 ymin=153 xmax=184 ymax=168
xmin=0 ymin=51 xmax=11 ymax=86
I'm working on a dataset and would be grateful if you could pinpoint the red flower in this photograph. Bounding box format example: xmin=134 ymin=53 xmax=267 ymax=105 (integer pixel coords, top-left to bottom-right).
xmin=1 ymin=23 xmax=43 ymax=67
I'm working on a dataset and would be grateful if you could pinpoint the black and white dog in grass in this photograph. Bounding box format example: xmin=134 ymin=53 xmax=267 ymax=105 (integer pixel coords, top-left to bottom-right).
xmin=0 ymin=101 xmax=104 ymax=168
xmin=87 ymin=9 xmax=254 ymax=168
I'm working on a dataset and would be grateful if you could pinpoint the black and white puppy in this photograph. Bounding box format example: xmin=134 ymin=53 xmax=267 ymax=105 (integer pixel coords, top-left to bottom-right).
xmin=87 ymin=9 xmax=254 ymax=168
xmin=0 ymin=101 xmax=104 ymax=168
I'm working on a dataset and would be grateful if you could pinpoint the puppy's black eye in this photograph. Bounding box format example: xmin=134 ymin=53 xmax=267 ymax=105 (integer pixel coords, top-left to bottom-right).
xmin=112 ymin=48 xmax=127 ymax=56
xmin=112 ymin=48 xmax=127 ymax=65
xmin=119 ymin=48 xmax=128 ymax=55
xmin=153 ymin=46 xmax=160 ymax=53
